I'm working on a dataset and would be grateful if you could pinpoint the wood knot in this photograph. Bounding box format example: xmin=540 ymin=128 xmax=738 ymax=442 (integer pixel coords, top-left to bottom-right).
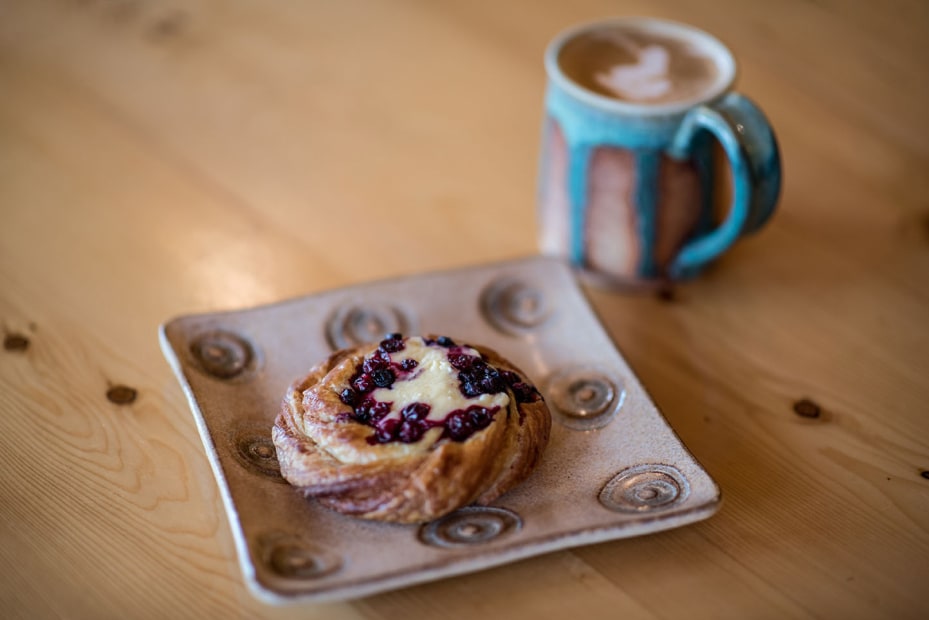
xmin=793 ymin=398 xmax=821 ymax=419
xmin=3 ymin=333 xmax=30 ymax=352
xmin=920 ymin=470 xmax=929 ymax=481
xmin=148 ymin=10 xmax=188 ymax=41
xmin=656 ymin=286 xmax=676 ymax=303
xmin=107 ymin=385 xmax=138 ymax=405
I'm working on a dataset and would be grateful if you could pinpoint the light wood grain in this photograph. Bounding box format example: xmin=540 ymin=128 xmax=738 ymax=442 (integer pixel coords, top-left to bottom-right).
xmin=2 ymin=0 xmax=928 ymax=618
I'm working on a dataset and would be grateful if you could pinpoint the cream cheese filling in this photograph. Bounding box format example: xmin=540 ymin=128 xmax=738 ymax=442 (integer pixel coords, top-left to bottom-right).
xmin=370 ymin=337 xmax=509 ymax=421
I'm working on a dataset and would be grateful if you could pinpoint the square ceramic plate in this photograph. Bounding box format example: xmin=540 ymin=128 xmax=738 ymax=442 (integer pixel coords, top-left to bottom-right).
xmin=159 ymin=256 xmax=720 ymax=603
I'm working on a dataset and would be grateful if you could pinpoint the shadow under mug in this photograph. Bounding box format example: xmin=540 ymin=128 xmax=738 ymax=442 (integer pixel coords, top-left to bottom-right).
xmin=538 ymin=17 xmax=781 ymax=289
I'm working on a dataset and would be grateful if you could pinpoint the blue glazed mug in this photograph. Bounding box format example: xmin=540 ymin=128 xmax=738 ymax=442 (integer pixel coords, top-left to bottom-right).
xmin=538 ymin=17 xmax=781 ymax=288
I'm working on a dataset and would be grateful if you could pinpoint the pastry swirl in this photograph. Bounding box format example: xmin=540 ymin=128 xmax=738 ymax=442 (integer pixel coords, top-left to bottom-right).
xmin=272 ymin=334 xmax=551 ymax=523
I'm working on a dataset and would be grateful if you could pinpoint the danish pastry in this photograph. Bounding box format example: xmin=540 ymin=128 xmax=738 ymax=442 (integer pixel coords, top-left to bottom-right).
xmin=272 ymin=334 xmax=551 ymax=523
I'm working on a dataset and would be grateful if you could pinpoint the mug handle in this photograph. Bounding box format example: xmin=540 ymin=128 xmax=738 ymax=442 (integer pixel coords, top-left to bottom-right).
xmin=666 ymin=92 xmax=782 ymax=278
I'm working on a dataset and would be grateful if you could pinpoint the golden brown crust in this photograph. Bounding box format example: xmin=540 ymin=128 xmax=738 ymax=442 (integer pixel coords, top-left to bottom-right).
xmin=271 ymin=338 xmax=551 ymax=523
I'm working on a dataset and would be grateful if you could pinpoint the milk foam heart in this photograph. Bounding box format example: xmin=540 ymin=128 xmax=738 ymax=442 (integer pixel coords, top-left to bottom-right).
xmin=595 ymin=44 xmax=673 ymax=101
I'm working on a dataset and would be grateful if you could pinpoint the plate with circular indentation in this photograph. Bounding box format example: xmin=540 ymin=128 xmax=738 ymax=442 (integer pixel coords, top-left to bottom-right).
xmin=159 ymin=256 xmax=720 ymax=604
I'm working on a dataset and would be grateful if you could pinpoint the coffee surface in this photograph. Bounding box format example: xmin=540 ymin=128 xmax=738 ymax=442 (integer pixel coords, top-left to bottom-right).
xmin=558 ymin=26 xmax=721 ymax=104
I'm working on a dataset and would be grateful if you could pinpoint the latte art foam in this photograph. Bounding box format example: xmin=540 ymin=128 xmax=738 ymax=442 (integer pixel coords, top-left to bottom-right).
xmin=558 ymin=26 xmax=721 ymax=105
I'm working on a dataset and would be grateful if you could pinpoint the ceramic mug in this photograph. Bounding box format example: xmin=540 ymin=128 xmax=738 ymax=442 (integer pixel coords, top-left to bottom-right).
xmin=538 ymin=17 xmax=781 ymax=288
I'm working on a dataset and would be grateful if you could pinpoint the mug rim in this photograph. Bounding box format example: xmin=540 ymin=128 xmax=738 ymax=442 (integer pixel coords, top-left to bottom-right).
xmin=544 ymin=16 xmax=738 ymax=116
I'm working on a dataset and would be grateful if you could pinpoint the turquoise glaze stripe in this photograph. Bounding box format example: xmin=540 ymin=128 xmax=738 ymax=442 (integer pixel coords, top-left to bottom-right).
xmin=567 ymin=144 xmax=592 ymax=264
xmin=634 ymin=151 xmax=662 ymax=278
xmin=545 ymin=84 xmax=679 ymax=149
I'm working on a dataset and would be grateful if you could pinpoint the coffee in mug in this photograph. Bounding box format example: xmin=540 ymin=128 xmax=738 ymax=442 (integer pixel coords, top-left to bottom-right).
xmin=538 ymin=18 xmax=781 ymax=288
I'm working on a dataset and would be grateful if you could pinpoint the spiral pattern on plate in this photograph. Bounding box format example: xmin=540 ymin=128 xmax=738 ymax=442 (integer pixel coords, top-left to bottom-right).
xmin=232 ymin=424 xmax=284 ymax=480
xmin=418 ymin=506 xmax=522 ymax=548
xmin=598 ymin=464 xmax=690 ymax=513
xmin=546 ymin=366 xmax=625 ymax=430
xmin=189 ymin=329 xmax=257 ymax=380
xmin=325 ymin=303 xmax=412 ymax=350
xmin=480 ymin=277 xmax=551 ymax=335
xmin=258 ymin=532 xmax=342 ymax=580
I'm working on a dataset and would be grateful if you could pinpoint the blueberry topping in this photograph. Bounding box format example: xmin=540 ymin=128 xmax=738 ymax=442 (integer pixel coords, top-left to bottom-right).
xmin=511 ymin=381 xmax=540 ymax=403
xmin=385 ymin=332 xmax=403 ymax=340
xmin=352 ymin=396 xmax=386 ymax=421
xmin=353 ymin=373 xmax=375 ymax=393
xmin=445 ymin=410 xmax=472 ymax=441
xmin=369 ymin=418 xmax=400 ymax=444
xmin=339 ymin=387 xmax=358 ymax=406
xmin=500 ymin=370 xmax=520 ymax=386
xmin=398 ymin=419 xmax=427 ymax=443
xmin=379 ymin=337 xmax=405 ymax=353
xmin=352 ymin=401 xmax=371 ymax=424
xmin=351 ymin=398 xmax=377 ymax=422
xmin=401 ymin=402 xmax=431 ymax=421
xmin=371 ymin=368 xmax=395 ymax=388
xmin=456 ymin=358 xmax=509 ymax=398
xmin=374 ymin=348 xmax=392 ymax=363
xmin=459 ymin=377 xmax=483 ymax=398
xmin=363 ymin=355 xmax=389 ymax=374
xmin=448 ymin=352 xmax=479 ymax=370
xmin=443 ymin=405 xmax=498 ymax=441
xmin=362 ymin=402 xmax=501 ymax=444
xmin=479 ymin=368 xmax=503 ymax=393
xmin=436 ymin=336 xmax=455 ymax=347
xmin=467 ymin=407 xmax=492 ymax=428
xmin=445 ymin=405 xmax=498 ymax=441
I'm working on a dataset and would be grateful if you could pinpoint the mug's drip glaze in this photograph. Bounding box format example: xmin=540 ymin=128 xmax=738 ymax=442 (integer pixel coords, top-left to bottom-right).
xmin=541 ymin=92 xmax=714 ymax=282
xmin=541 ymin=18 xmax=779 ymax=287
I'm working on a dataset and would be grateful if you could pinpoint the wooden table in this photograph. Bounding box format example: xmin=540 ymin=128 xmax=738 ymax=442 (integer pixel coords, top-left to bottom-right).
xmin=2 ymin=1 xmax=927 ymax=618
